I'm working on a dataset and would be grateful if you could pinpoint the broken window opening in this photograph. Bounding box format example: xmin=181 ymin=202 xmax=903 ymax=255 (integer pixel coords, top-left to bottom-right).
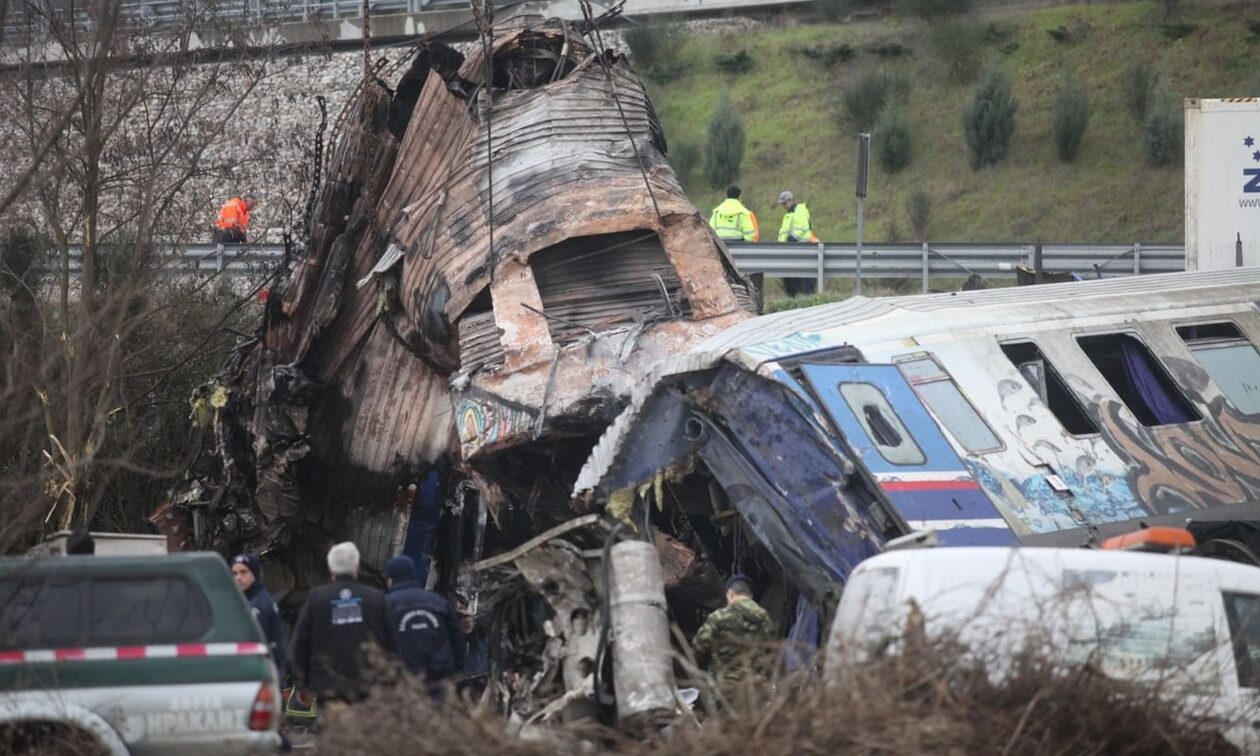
xmin=529 ymin=231 xmax=688 ymax=345
xmin=1177 ymin=322 xmax=1260 ymax=416
xmin=457 ymin=287 xmax=503 ymax=371
xmin=1000 ymin=341 xmax=1099 ymax=435
xmin=837 ymin=383 xmax=926 ymax=466
xmin=1076 ymin=332 xmax=1201 ymax=427
xmin=896 ymin=355 xmax=1003 ymax=454
xmin=491 ymin=32 xmax=580 ymax=91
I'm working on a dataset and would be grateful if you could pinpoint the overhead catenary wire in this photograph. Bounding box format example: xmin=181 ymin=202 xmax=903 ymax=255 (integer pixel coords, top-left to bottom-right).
xmin=470 ymin=0 xmax=498 ymax=283
xmin=577 ymin=0 xmax=663 ymax=223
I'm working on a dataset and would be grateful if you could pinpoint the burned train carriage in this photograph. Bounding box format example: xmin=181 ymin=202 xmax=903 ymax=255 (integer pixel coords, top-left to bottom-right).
xmin=173 ymin=26 xmax=754 ymax=594
xmin=577 ymin=268 xmax=1260 ymax=655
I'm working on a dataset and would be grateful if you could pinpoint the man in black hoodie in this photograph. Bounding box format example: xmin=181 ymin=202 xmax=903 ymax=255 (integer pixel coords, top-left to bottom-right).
xmin=231 ymin=553 xmax=289 ymax=683
xmin=289 ymin=542 xmax=395 ymax=703
xmin=383 ymin=556 xmax=464 ymax=684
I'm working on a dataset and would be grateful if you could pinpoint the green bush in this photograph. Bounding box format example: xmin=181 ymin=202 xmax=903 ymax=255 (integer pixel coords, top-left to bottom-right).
xmin=642 ymin=61 xmax=690 ymax=84
xmin=867 ymin=42 xmax=911 ymax=59
xmin=905 ymin=188 xmax=932 ymax=240
xmin=931 ymin=20 xmax=986 ymax=84
xmin=715 ymin=50 xmax=754 ymax=74
xmin=623 ymin=23 xmax=683 ymax=70
xmin=1159 ymin=22 xmax=1196 ymax=41
xmin=840 ymin=69 xmax=899 ymax=133
xmin=878 ymin=111 xmax=912 ymax=173
xmin=1052 ymin=74 xmax=1090 ymax=163
xmin=796 ymin=43 xmax=856 ymax=66
xmin=670 ymin=141 xmax=700 ymax=182
xmin=962 ymin=69 xmax=1018 ymax=170
xmin=704 ymin=96 xmax=746 ymax=188
xmin=1045 ymin=16 xmax=1091 ymax=45
xmin=1122 ymin=64 xmax=1160 ymax=123
xmin=1248 ymin=19 xmax=1260 ymax=39
xmin=1143 ymin=93 xmax=1183 ymax=167
xmin=901 ymin=0 xmax=972 ymax=20
xmin=982 ymin=22 xmax=1014 ymax=46
xmin=882 ymin=213 xmax=904 ymax=242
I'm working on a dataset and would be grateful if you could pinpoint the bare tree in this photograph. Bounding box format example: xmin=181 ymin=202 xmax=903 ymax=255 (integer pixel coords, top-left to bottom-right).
xmin=0 ymin=0 xmax=305 ymax=548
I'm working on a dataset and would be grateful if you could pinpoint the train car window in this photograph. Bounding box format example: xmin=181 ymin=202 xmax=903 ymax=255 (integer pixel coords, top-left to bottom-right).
xmin=999 ymin=341 xmax=1099 ymax=435
xmin=896 ymin=356 xmax=1003 ymax=453
xmin=1076 ymin=333 xmax=1201 ymax=426
xmin=1177 ymin=322 xmax=1260 ymax=416
xmin=838 ymin=383 xmax=926 ymax=465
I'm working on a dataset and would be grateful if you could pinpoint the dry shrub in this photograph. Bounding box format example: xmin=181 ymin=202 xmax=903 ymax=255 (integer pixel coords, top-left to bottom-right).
xmin=318 ymin=638 xmax=1238 ymax=756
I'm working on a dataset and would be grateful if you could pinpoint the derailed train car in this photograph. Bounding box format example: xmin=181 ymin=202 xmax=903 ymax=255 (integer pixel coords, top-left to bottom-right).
xmin=575 ymin=268 xmax=1260 ymax=656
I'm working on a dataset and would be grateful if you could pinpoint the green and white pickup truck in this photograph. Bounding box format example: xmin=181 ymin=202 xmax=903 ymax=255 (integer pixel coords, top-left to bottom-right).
xmin=0 ymin=552 xmax=282 ymax=755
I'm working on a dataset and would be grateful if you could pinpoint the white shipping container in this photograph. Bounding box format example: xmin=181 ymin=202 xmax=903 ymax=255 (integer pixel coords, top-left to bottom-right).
xmin=1185 ymin=98 xmax=1260 ymax=270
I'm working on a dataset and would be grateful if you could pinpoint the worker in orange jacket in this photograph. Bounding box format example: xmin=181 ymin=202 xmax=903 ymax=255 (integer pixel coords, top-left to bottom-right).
xmin=214 ymin=195 xmax=257 ymax=243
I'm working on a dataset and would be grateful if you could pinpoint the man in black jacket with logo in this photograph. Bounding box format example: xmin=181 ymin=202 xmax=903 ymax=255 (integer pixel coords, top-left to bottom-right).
xmin=384 ymin=556 xmax=464 ymax=686
xmin=289 ymin=542 xmax=395 ymax=703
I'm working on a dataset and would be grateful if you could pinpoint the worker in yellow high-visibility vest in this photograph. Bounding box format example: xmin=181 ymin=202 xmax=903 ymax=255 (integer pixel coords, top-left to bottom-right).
xmin=776 ymin=190 xmax=819 ymax=296
xmin=709 ymin=185 xmax=760 ymax=243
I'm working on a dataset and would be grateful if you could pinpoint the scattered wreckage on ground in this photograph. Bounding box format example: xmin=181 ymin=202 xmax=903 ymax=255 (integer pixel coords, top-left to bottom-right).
xmin=162 ymin=10 xmax=1260 ymax=731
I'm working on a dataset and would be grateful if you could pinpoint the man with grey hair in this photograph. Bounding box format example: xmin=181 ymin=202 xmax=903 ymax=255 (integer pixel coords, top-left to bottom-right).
xmin=289 ymin=542 xmax=395 ymax=704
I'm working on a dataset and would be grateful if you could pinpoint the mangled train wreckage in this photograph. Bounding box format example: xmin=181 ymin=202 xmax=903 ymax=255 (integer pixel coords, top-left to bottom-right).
xmin=166 ymin=9 xmax=1260 ymax=728
xmin=168 ymin=14 xmax=757 ymax=723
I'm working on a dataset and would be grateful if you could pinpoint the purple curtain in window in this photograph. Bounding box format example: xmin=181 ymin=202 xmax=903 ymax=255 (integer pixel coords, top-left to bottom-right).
xmin=1120 ymin=340 xmax=1193 ymax=424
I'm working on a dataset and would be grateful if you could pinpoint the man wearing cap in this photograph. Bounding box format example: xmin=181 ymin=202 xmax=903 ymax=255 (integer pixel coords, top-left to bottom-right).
xmin=691 ymin=574 xmax=776 ymax=694
xmin=232 ymin=553 xmax=289 ymax=683
xmin=384 ymin=555 xmax=464 ymax=689
xmin=289 ymin=542 xmax=395 ymax=704
xmin=775 ymin=190 xmax=819 ymax=296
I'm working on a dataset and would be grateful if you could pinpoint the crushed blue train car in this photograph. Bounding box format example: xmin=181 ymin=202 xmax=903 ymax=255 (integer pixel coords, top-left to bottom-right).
xmin=574 ymin=267 xmax=1260 ymax=648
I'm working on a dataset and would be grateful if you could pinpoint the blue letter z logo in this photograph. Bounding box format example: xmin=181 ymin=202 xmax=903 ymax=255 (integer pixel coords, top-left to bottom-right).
xmin=1246 ymin=169 xmax=1260 ymax=194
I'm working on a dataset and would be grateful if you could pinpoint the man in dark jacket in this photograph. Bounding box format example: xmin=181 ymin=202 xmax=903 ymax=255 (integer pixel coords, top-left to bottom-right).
xmin=288 ymin=542 xmax=395 ymax=703
xmin=384 ymin=556 xmax=464 ymax=683
xmin=232 ymin=553 xmax=289 ymax=683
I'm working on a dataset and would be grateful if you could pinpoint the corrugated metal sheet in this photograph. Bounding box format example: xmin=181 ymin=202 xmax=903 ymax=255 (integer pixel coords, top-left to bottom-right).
xmin=458 ymin=310 xmax=505 ymax=369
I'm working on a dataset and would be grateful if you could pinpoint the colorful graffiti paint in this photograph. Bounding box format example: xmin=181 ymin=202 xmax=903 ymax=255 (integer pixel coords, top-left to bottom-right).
xmin=457 ymin=394 xmax=538 ymax=458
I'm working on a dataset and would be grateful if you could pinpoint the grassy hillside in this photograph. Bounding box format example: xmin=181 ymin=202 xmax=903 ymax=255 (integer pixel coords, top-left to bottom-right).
xmin=644 ymin=2 xmax=1259 ymax=244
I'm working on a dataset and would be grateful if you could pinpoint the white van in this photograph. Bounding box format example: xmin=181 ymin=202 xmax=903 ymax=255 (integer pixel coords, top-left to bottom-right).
xmin=824 ymin=546 xmax=1260 ymax=752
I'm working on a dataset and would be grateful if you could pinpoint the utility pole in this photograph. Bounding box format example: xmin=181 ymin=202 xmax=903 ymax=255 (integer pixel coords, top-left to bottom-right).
xmin=855 ymin=132 xmax=870 ymax=295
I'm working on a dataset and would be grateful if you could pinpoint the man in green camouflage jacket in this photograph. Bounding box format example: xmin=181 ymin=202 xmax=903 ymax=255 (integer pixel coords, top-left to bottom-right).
xmin=692 ymin=575 xmax=776 ymax=690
